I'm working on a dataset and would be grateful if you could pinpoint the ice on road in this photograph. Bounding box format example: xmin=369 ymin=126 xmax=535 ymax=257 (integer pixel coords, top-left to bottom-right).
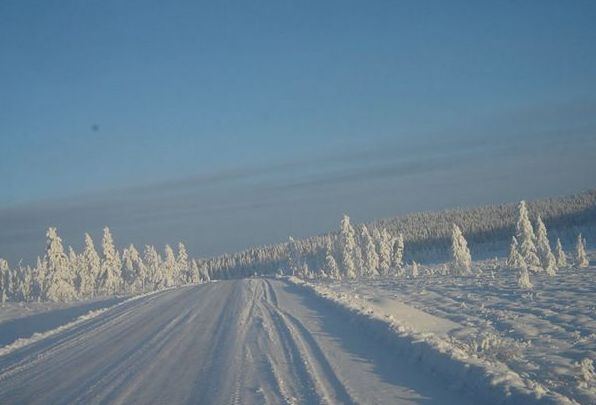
xmin=0 ymin=279 xmax=474 ymax=404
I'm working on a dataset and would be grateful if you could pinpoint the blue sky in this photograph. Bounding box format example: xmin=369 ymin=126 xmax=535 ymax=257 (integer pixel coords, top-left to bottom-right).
xmin=1 ymin=1 xmax=596 ymax=263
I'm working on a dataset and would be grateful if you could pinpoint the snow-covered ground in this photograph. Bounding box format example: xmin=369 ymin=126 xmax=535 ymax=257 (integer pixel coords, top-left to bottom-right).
xmin=0 ymin=278 xmax=480 ymax=404
xmin=306 ymin=256 xmax=595 ymax=404
xmin=0 ymin=297 xmax=126 ymax=348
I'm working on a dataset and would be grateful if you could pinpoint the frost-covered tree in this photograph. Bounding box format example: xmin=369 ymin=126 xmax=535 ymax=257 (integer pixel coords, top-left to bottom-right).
xmin=360 ymin=225 xmax=379 ymax=278
xmin=451 ymin=224 xmax=472 ymax=275
xmin=517 ymin=260 xmax=533 ymax=289
xmin=575 ymin=234 xmax=589 ymax=268
xmin=338 ymin=215 xmax=358 ymax=279
xmin=515 ymin=201 xmax=541 ymax=270
xmin=122 ymin=244 xmax=143 ymax=293
xmin=555 ymin=238 xmax=568 ymax=268
xmin=17 ymin=265 xmax=33 ymax=302
xmin=44 ymin=227 xmax=76 ymax=302
xmin=323 ymin=242 xmax=341 ymax=280
xmin=188 ymin=259 xmax=201 ymax=284
xmin=32 ymin=256 xmax=47 ymax=302
xmin=0 ymin=259 xmax=10 ymax=303
xmin=411 ymin=261 xmax=419 ymax=278
xmin=144 ymin=245 xmax=162 ymax=290
xmin=199 ymin=260 xmax=211 ymax=282
xmin=376 ymin=228 xmax=393 ymax=276
xmin=287 ymin=236 xmax=303 ymax=277
xmin=535 ymin=216 xmax=557 ymax=276
xmin=392 ymin=233 xmax=405 ymax=276
xmin=507 ymin=236 xmax=523 ymax=269
xmin=98 ymin=227 xmax=122 ymax=295
xmin=177 ymin=242 xmax=190 ymax=284
xmin=79 ymin=233 xmax=101 ymax=297
xmin=162 ymin=244 xmax=178 ymax=287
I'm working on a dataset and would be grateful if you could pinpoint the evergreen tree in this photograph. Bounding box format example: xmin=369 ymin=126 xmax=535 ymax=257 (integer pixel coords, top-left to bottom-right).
xmin=360 ymin=225 xmax=379 ymax=278
xmin=44 ymin=227 xmax=76 ymax=302
xmin=189 ymin=259 xmax=201 ymax=283
xmin=144 ymin=245 xmax=162 ymax=290
xmin=199 ymin=260 xmax=211 ymax=282
xmin=18 ymin=265 xmax=33 ymax=302
xmin=507 ymin=236 xmax=525 ymax=270
xmin=576 ymin=234 xmax=589 ymax=268
xmin=163 ymin=244 xmax=177 ymax=287
xmin=122 ymin=244 xmax=142 ymax=293
xmin=515 ymin=201 xmax=541 ymax=270
xmin=98 ymin=227 xmax=122 ymax=295
xmin=555 ymin=238 xmax=568 ymax=268
xmin=392 ymin=233 xmax=405 ymax=276
xmin=177 ymin=242 xmax=190 ymax=284
xmin=323 ymin=241 xmax=341 ymax=280
xmin=0 ymin=259 xmax=9 ymax=303
xmin=507 ymin=236 xmax=523 ymax=269
xmin=451 ymin=224 xmax=472 ymax=275
xmin=80 ymin=233 xmax=101 ymax=297
xmin=535 ymin=216 xmax=557 ymax=276
xmin=32 ymin=256 xmax=47 ymax=302
xmin=377 ymin=228 xmax=393 ymax=276
xmin=287 ymin=236 xmax=302 ymax=277
xmin=339 ymin=215 xmax=357 ymax=279
xmin=517 ymin=260 xmax=533 ymax=289
xmin=68 ymin=246 xmax=81 ymax=298
xmin=411 ymin=261 xmax=419 ymax=278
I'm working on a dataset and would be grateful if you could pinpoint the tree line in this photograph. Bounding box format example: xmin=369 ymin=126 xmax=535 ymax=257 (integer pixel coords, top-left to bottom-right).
xmin=0 ymin=227 xmax=210 ymax=303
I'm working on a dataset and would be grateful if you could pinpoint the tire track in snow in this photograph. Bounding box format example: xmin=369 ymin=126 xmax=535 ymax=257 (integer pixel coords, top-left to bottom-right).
xmin=0 ymin=279 xmax=477 ymax=405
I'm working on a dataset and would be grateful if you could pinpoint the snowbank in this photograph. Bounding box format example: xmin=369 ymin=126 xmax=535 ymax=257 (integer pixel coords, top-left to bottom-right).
xmin=287 ymin=276 xmax=577 ymax=405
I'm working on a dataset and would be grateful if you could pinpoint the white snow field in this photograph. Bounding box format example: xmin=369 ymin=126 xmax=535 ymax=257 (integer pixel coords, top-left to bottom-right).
xmin=304 ymin=260 xmax=595 ymax=405
xmin=0 ymin=278 xmax=479 ymax=405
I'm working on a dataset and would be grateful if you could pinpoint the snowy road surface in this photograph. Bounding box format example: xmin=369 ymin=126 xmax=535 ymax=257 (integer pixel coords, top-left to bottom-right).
xmin=0 ymin=279 xmax=475 ymax=404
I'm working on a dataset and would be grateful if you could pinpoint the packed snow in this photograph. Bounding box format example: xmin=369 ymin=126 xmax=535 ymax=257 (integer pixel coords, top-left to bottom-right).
xmin=0 ymin=279 xmax=478 ymax=404
xmin=304 ymin=257 xmax=595 ymax=404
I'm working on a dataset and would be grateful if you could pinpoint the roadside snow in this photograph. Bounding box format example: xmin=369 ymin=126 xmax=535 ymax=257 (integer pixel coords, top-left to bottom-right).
xmin=290 ymin=258 xmax=595 ymax=404
xmin=0 ymin=290 xmax=169 ymax=357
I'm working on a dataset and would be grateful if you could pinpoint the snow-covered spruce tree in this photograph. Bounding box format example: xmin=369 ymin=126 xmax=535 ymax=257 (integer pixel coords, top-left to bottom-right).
xmin=411 ymin=261 xmax=419 ymax=278
xmin=392 ymin=233 xmax=405 ymax=276
xmin=189 ymin=259 xmax=201 ymax=284
xmin=177 ymin=242 xmax=190 ymax=284
xmin=377 ymin=228 xmax=393 ymax=277
xmin=199 ymin=260 xmax=211 ymax=282
xmin=17 ymin=265 xmax=33 ymax=302
xmin=323 ymin=241 xmax=341 ymax=280
xmin=163 ymin=244 xmax=178 ymax=288
xmin=287 ymin=236 xmax=302 ymax=277
xmin=535 ymin=216 xmax=557 ymax=276
xmin=0 ymin=258 xmax=10 ymax=303
xmin=338 ymin=215 xmax=358 ymax=279
xmin=360 ymin=225 xmax=379 ymax=278
xmin=44 ymin=227 xmax=76 ymax=302
xmin=555 ymin=238 xmax=568 ymax=268
xmin=32 ymin=256 xmax=47 ymax=302
xmin=80 ymin=233 xmax=101 ymax=297
xmin=451 ymin=224 xmax=472 ymax=275
xmin=576 ymin=234 xmax=589 ymax=268
xmin=144 ymin=245 xmax=162 ymax=290
xmin=68 ymin=246 xmax=82 ymax=299
xmin=68 ymin=246 xmax=79 ymax=277
xmin=517 ymin=260 xmax=533 ymax=289
xmin=122 ymin=244 xmax=143 ymax=293
xmin=515 ymin=200 xmax=541 ymax=270
xmin=507 ymin=236 xmax=523 ymax=269
xmin=98 ymin=227 xmax=122 ymax=296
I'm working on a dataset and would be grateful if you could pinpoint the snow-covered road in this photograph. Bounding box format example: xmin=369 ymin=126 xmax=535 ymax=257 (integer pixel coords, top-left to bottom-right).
xmin=0 ymin=279 xmax=474 ymax=404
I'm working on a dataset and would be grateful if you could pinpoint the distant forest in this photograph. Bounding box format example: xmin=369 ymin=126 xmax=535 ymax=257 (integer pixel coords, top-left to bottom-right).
xmin=207 ymin=189 xmax=596 ymax=279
